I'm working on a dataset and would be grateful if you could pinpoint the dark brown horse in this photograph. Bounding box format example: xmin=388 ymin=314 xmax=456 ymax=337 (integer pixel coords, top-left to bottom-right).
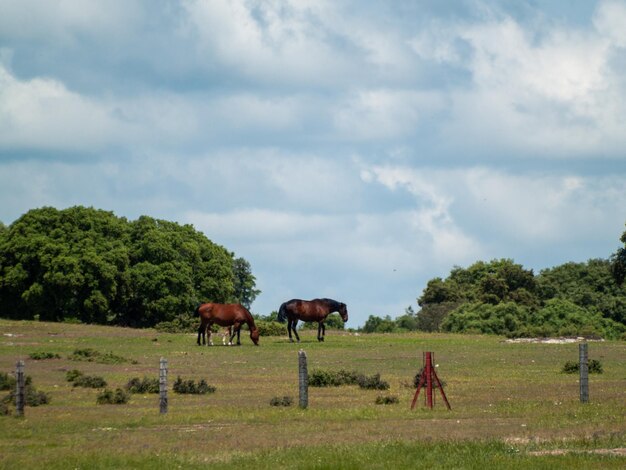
xmin=277 ymin=298 xmax=348 ymax=342
xmin=195 ymin=303 xmax=259 ymax=346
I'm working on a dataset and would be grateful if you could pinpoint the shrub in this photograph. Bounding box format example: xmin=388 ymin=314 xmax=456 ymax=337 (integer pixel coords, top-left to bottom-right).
xmin=96 ymin=388 xmax=129 ymax=405
xmin=308 ymin=369 xmax=359 ymax=387
xmin=69 ymin=348 xmax=136 ymax=364
xmin=0 ymin=372 xmax=15 ymax=391
xmin=2 ymin=376 xmax=50 ymax=407
xmin=173 ymin=376 xmax=216 ymax=394
xmin=562 ymin=359 xmax=603 ymax=374
xmin=269 ymin=396 xmax=293 ymax=407
xmin=73 ymin=375 xmax=107 ymax=388
xmin=154 ymin=314 xmax=197 ymax=333
xmin=126 ymin=377 xmax=160 ymax=394
xmin=413 ymin=370 xmax=445 ymax=389
xmin=28 ymin=352 xmax=61 ymax=360
xmin=65 ymin=369 xmax=84 ymax=382
xmin=255 ymin=320 xmax=288 ymax=337
xmin=356 ymin=373 xmax=389 ymax=390
xmin=375 ymin=395 xmax=399 ymax=405
xmin=308 ymin=369 xmax=389 ymax=390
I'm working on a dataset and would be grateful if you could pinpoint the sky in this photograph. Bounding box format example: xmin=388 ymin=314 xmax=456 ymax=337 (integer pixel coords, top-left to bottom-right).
xmin=1 ymin=0 xmax=626 ymax=327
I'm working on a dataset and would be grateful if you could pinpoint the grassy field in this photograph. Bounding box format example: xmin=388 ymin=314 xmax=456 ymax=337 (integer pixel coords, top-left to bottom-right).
xmin=0 ymin=319 xmax=624 ymax=469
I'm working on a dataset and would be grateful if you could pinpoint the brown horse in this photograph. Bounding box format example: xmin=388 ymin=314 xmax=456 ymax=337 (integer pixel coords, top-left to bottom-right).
xmin=277 ymin=298 xmax=348 ymax=342
xmin=195 ymin=303 xmax=260 ymax=346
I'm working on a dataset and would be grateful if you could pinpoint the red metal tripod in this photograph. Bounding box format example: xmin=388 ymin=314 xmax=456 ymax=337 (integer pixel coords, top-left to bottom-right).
xmin=410 ymin=351 xmax=451 ymax=410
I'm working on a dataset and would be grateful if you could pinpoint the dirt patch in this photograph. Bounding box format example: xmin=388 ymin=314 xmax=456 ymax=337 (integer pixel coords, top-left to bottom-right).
xmin=528 ymin=448 xmax=626 ymax=456
xmin=504 ymin=337 xmax=604 ymax=344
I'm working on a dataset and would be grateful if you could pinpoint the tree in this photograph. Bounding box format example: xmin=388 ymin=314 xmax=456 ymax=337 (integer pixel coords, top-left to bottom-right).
xmin=232 ymin=257 xmax=261 ymax=309
xmin=0 ymin=206 xmax=256 ymax=328
xmin=610 ymin=225 xmax=626 ymax=285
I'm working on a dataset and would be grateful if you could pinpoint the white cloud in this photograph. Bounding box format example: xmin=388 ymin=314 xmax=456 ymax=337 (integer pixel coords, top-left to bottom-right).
xmin=594 ymin=0 xmax=626 ymax=47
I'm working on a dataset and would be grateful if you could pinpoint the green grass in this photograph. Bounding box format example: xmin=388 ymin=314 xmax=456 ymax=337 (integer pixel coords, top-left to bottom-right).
xmin=0 ymin=319 xmax=624 ymax=468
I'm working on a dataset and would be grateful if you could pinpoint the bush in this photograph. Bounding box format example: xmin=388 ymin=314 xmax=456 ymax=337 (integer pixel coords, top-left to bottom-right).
xmin=173 ymin=376 xmax=216 ymax=394
xmin=308 ymin=369 xmax=389 ymax=390
xmin=269 ymin=396 xmax=293 ymax=407
xmin=255 ymin=320 xmax=288 ymax=337
xmin=126 ymin=377 xmax=160 ymax=394
xmin=562 ymin=359 xmax=604 ymax=374
xmin=69 ymin=348 xmax=136 ymax=364
xmin=154 ymin=314 xmax=198 ymax=333
xmin=2 ymin=376 xmax=50 ymax=407
xmin=65 ymin=369 xmax=84 ymax=382
xmin=413 ymin=370 xmax=445 ymax=389
xmin=356 ymin=373 xmax=389 ymax=390
xmin=0 ymin=372 xmax=15 ymax=391
xmin=308 ymin=369 xmax=359 ymax=387
xmin=375 ymin=395 xmax=399 ymax=405
xmin=73 ymin=375 xmax=107 ymax=388
xmin=97 ymin=388 xmax=129 ymax=405
xmin=28 ymin=352 xmax=61 ymax=360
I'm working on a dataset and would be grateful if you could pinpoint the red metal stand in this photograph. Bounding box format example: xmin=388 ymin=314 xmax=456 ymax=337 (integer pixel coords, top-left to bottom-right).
xmin=410 ymin=351 xmax=451 ymax=410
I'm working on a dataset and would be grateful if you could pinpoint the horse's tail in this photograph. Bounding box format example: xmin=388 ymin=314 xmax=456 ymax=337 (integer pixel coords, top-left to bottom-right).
xmin=277 ymin=302 xmax=287 ymax=323
xmin=194 ymin=303 xmax=202 ymax=317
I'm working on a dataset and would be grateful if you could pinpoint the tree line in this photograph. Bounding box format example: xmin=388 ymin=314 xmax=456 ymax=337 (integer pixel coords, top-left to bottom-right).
xmin=362 ymin=226 xmax=626 ymax=339
xmin=0 ymin=206 xmax=259 ymax=327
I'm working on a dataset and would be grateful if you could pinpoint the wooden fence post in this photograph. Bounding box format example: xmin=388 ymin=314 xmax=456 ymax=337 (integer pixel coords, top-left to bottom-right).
xmin=15 ymin=360 xmax=25 ymax=417
xmin=298 ymin=350 xmax=308 ymax=409
xmin=159 ymin=357 xmax=168 ymax=414
xmin=579 ymin=343 xmax=589 ymax=403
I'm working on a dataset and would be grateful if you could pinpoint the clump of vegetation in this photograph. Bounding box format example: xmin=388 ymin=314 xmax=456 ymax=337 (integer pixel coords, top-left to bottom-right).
xmin=65 ymin=369 xmax=107 ymax=388
xmin=126 ymin=377 xmax=160 ymax=394
xmin=154 ymin=314 xmax=198 ymax=333
xmin=0 ymin=372 xmax=14 ymax=390
xmin=357 ymin=373 xmax=390 ymax=390
xmin=173 ymin=376 xmax=216 ymax=394
xmin=96 ymin=388 xmax=130 ymax=405
xmin=255 ymin=320 xmax=288 ymax=336
xmin=68 ymin=348 xmax=136 ymax=364
xmin=28 ymin=352 xmax=61 ymax=360
xmin=0 ymin=402 xmax=8 ymax=416
xmin=413 ymin=370 xmax=445 ymax=389
xmin=375 ymin=395 xmax=399 ymax=405
xmin=65 ymin=369 xmax=83 ymax=382
xmin=308 ymin=369 xmax=389 ymax=390
xmin=1 ymin=375 xmax=50 ymax=407
xmin=269 ymin=396 xmax=293 ymax=407
xmin=562 ymin=359 xmax=604 ymax=374
xmin=308 ymin=369 xmax=360 ymax=387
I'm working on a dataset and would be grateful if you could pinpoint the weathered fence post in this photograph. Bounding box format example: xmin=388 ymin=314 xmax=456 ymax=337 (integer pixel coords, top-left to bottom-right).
xmin=579 ymin=343 xmax=589 ymax=403
xmin=159 ymin=357 xmax=168 ymax=414
xmin=298 ymin=349 xmax=308 ymax=409
xmin=15 ymin=360 xmax=25 ymax=417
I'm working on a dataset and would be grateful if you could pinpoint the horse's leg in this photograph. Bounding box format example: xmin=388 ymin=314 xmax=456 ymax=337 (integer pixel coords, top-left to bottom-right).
xmin=229 ymin=324 xmax=239 ymax=346
xmin=293 ymin=319 xmax=300 ymax=343
xmin=208 ymin=324 xmax=214 ymax=346
xmin=321 ymin=322 xmax=326 ymax=341
xmin=236 ymin=327 xmax=241 ymax=346
xmin=197 ymin=322 xmax=205 ymax=346
xmin=287 ymin=319 xmax=294 ymax=342
xmin=317 ymin=322 xmax=323 ymax=342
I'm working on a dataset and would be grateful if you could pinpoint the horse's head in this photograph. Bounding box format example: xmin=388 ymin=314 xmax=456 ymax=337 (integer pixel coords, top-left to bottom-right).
xmin=250 ymin=327 xmax=260 ymax=346
xmin=338 ymin=302 xmax=348 ymax=322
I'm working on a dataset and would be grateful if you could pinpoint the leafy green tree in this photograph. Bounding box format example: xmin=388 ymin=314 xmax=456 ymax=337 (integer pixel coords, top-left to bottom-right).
xmin=0 ymin=206 xmax=258 ymax=328
xmin=395 ymin=306 xmax=418 ymax=331
xmin=232 ymin=257 xmax=261 ymax=309
xmin=610 ymin=225 xmax=626 ymax=285
xmin=361 ymin=315 xmax=396 ymax=333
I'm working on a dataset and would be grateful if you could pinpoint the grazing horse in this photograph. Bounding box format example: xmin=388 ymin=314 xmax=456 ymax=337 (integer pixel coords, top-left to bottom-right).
xmin=195 ymin=303 xmax=260 ymax=346
xmin=277 ymin=298 xmax=348 ymax=342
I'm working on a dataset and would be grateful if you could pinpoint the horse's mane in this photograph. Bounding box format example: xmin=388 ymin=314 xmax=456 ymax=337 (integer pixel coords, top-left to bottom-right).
xmin=318 ymin=298 xmax=342 ymax=311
